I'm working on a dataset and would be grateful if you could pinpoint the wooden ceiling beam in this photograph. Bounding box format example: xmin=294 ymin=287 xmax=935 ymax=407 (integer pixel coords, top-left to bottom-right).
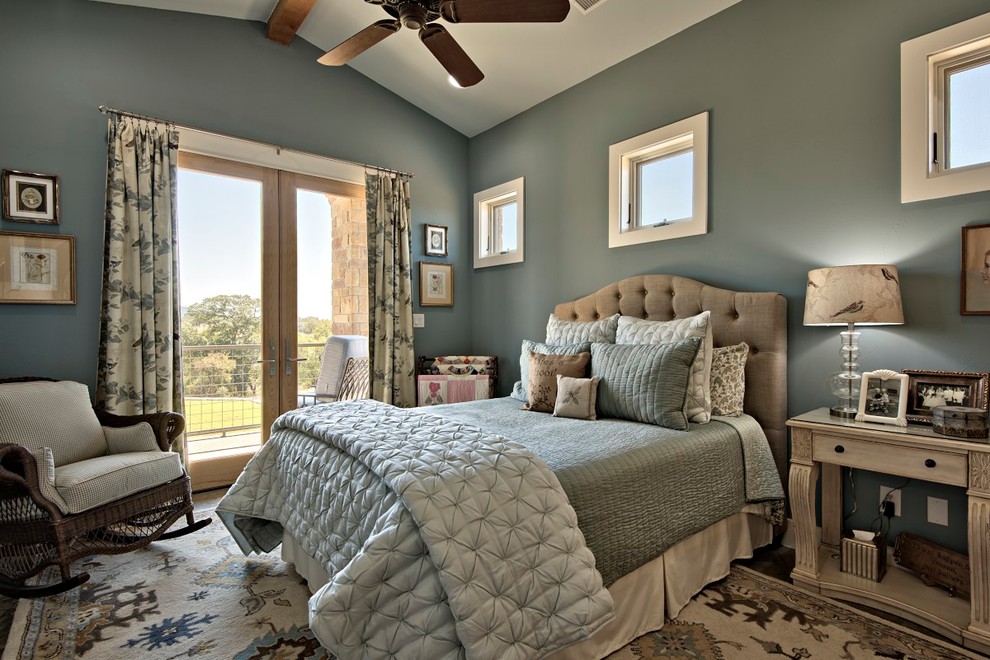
xmin=267 ymin=0 xmax=318 ymax=45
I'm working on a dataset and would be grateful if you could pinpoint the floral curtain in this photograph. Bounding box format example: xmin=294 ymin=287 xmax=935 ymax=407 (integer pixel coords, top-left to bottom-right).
xmin=366 ymin=171 xmax=416 ymax=407
xmin=96 ymin=116 xmax=183 ymax=444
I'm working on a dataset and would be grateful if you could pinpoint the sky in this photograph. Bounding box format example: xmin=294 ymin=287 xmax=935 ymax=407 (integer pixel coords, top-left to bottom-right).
xmin=177 ymin=170 xmax=333 ymax=320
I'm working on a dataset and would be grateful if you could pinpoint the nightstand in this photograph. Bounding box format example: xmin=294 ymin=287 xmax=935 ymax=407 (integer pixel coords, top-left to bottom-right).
xmin=788 ymin=408 xmax=990 ymax=654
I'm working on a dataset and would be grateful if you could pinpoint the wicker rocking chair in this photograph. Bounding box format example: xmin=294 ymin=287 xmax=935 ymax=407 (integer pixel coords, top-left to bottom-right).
xmin=0 ymin=378 xmax=211 ymax=598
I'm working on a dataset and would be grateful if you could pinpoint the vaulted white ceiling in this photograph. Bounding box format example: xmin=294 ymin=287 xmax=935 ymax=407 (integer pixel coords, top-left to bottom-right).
xmin=91 ymin=0 xmax=740 ymax=136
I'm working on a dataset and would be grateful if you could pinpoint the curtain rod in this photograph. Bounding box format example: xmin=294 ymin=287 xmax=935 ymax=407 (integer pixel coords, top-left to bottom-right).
xmin=97 ymin=105 xmax=414 ymax=179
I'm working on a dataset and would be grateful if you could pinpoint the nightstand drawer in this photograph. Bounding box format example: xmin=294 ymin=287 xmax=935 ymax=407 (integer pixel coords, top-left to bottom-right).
xmin=813 ymin=434 xmax=967 ymax=486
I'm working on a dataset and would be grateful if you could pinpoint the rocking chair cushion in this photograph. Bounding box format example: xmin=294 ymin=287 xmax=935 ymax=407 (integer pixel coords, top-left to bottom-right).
xmin=31 ymin=447 xmax=71 ymax=514
xmin=54 ymin=451 xmax=185 ymax=514
xmin=0 ymin=381 xmax=108 ymax=466
xmin=103 ymin=422 xmax=159 ymax=454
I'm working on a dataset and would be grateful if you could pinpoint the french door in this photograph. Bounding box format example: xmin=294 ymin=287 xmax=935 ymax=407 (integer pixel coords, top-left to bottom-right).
xmin=177 ymin=152 xmax=364 ymax=490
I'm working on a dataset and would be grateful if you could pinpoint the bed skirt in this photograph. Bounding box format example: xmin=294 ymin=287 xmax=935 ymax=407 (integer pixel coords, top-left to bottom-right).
xmin=282 ymin=504 xmax=773 ymax=659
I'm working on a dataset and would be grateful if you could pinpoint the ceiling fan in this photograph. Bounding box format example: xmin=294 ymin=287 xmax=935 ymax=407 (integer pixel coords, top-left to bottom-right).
xmin=317 ymin=0 xmax=571 ymax=88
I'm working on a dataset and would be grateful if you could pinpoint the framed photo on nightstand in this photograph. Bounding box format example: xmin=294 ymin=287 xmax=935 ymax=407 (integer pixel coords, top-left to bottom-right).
xmin=856 ymin=369 xmax=908 ymax=427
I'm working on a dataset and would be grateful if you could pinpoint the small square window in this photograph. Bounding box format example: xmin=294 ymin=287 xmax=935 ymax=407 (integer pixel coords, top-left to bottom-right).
xmin=474 ymin=178 xmax=524 ymax=268
xmin=608 ymin=112 xmax=708 ymax=248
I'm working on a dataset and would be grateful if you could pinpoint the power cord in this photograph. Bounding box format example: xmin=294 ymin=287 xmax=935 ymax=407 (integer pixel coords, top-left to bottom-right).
xmin=870 ymin=477 xmax=911 ymax=538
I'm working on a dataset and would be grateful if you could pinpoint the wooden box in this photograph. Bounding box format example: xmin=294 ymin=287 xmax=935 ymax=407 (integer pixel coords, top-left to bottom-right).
xmin=932 ymin=405 xmax=988 ymax=441
xmin=840 ymin=532 xmax=886 ymax=582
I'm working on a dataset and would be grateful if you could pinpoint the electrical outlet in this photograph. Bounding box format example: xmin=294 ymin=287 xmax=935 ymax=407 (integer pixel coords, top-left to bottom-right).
xmin=880 ymin=486 xmax=901 ymax=517
xmin=413 ymin=314 xmax=425 ymax=328
xmin=928 ymin=497 xmax=949 ymax=526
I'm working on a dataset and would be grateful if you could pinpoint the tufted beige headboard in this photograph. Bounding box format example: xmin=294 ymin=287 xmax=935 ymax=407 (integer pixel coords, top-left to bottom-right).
xmin=554 ymin=275 xmax=788 ymax=486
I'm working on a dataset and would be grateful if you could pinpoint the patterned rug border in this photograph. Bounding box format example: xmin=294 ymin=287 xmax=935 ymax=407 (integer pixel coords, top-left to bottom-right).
xmin=725 ymin=563 xmax=983 ymax=659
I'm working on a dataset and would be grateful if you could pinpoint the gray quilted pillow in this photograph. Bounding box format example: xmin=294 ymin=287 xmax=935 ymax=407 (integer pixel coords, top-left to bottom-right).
xmin=545 ymin=313 xmax=619 ymax=344
xmin=616 ymin=312 xmax=713 ymax=424
xmin=591 ymin=338 xmax=702 ymax=430
xmin=511 ymin=340 xmax=591 ymax=401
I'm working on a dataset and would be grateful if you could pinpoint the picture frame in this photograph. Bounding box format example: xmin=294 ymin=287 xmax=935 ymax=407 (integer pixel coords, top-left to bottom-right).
xmin=0 ymin=231 xmax=75 ymax=304
xmin=962 ymin=223 xmax=990 ymax=315
xmin=425 ymin=224 xmax=448 ymax=257
xmin=2 ymin=170 xmax=60 ymax=224
xmin=856 ymin=369 xmax=909 ymax=427
xmin=419 ymin=261 xmax=453 ymax=307
xmin=903 ymin=369 xmax=989 ymax=425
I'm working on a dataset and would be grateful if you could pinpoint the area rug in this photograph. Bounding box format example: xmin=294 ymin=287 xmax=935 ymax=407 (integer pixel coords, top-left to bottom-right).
xmin=1 ymin=506 xmax=979 ymax=660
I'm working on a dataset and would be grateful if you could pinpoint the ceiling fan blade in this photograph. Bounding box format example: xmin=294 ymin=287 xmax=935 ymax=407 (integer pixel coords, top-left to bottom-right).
xmin=440 ymin=0 xmax=570 ymax=23
xmin=419 ymin=24 xmax=484 ymax=88
xmin=317 ymin=20 xmax=401 ymax=66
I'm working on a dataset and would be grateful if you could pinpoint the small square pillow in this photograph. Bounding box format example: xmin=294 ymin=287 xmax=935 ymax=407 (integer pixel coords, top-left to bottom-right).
xmin=104 ymin=422 xmax=160 ymax=454
xmin=525 ymin=351 xmax=591 ymax=413
xmin=545 ymin=313 xmax=619 ymax=344
xmin=511 ymin=340 xmax=591 ymax=402
xmin=710 ymin=342 xmax=749 ymax=416
xmin=553 ymin=375 xmax=600 ymax=420
xmin=616 ymin=312 xmax=713 ymax=424
xmin=592 ymin=337 xmax=702 ymax=430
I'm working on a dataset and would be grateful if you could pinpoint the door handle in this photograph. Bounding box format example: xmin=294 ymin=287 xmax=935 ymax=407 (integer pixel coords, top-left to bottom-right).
xmin=285 ymin=339 xmax=307 ymax=375
xmin=255 ymin=340 xmax=276 ymax=377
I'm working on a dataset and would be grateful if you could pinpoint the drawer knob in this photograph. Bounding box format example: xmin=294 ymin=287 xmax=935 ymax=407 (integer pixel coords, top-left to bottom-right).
xmin=834 ymin=445 xmax=845 ymax=453
xmin=925 ymin=458 xmax=936 ymax=468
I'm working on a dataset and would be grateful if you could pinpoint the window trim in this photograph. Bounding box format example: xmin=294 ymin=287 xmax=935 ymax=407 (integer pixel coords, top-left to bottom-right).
xmin=901 ymin=11 xmax=990 ymax=203
xmin=608 ymin=111 xmax=708 ymax=248
xmin=474 ymin=177 xmax=524 ymax=269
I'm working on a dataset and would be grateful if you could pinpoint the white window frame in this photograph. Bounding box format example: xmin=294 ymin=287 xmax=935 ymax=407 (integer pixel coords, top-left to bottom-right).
xmin=474 ymin=177 xmax=524 ymax=269
xmin=901 ymin=11 xmax=990 ymax=203
xmin=608 ymin=111 xmax=708 ymax=249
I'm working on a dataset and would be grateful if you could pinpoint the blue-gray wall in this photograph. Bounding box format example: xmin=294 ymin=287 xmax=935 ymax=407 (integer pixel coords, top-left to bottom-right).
xmin=467 ymin=0 xmax=990 ymax=552
xmin=0 ymin=0 xmax=470 ymax=384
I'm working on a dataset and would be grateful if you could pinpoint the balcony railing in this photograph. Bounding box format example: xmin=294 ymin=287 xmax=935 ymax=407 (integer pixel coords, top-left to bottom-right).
xmin=181 ymin=342 xmax=325 ymax=448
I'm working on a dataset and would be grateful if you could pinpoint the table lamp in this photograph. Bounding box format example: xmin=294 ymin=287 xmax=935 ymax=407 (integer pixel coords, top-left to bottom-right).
xmin=804 ymin=264 xmax=904 ymax=418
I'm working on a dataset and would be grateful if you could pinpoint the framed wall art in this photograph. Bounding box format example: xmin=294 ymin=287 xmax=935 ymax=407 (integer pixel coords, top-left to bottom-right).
xmin=903 ymin=369 xmax=989 ymax=424
xmin=0 ymin=231 xmax=75 ymax=304
xmin=419 ymin=261 xmax=453 ymax=307
xmin=2 ymin=170 xmax=60 ymax=224
xmin=962 ymin=223 xmax=990 ymax=315
xmin=856 ymin=369 xmax=909 ymax=427
xmin=425 ymin=224 xmax=448 ymax=257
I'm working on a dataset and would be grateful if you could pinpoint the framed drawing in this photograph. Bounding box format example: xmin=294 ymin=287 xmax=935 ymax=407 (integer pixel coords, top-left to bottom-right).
xmin=419 ymin=261 xmax=453 ymax=307
xmin=856 ymin=369 xmax=908 ymax=427
xmin=2 ymin=170 xmax=60 ymax=224
xmin=425 ymin=224 xmax=448 ymax=257
xmin=0 ymin=231 xmax=75 ymax=304
xmin=903 ymin=369 xmax=989 ymax=424
xmin=962 ymin=223 xmax=990 ymax=315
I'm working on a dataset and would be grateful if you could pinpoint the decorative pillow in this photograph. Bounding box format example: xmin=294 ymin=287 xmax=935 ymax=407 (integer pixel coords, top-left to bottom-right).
xmin=511 ymin=340 xmax=591 ymax=401
xmin=591 ymin=338 xmax=702 ymax=430
xmin=525 ymin=352 xmax=591 ymax=413
xmin=710 ymin=342 xmax=749 ymax=417
xmin=553 ymin=375 xmax=600 ymax=420
xmin=545 ymin=313 xmax=619 ymax=344
xmin=104 ymin=422 xmax=160 ymax=454
xmin=615 ymin=312 xmax=713 ymax=424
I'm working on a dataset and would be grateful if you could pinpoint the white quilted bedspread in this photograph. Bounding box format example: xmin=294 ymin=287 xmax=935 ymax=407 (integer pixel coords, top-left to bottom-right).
xmin=216 ymin=400 xmax=614 ymax=659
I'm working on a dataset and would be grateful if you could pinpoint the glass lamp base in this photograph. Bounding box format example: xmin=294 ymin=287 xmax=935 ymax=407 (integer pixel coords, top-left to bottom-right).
xmin=829 ymin=405 xmax=859 ymax=419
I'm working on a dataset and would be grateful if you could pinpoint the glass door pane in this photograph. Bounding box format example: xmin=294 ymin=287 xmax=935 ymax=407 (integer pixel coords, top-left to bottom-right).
xmin=178 ymin=159 xmax=267 ymax=488
xmin=295 ymin=189 xmax=334 ymax=403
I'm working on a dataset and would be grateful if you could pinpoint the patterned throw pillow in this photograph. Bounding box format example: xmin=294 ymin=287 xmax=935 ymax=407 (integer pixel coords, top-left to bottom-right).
xmin=525 ymin=352 xmax=591 ymax=413
xmin=511 ymin=340 xmax=591 ymax=402
xmin=553 ymin=375 xmax=600 ymax=420
xmin=591 ymin=338 xmax=702 ymax=430
xmin=545 ymin=313 xmax=619 ymax=344
xmin=710 ymin=342 xmax=749 ymax=417
xmin=615 ymin=312 xmax=713 ymax=424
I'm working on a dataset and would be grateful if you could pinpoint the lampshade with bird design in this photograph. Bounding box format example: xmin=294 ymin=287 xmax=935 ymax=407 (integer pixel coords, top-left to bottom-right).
xmin=804 ymin=265 xmax=904 ymax=326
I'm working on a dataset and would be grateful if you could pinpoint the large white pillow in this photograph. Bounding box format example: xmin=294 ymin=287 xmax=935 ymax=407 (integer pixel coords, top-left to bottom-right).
xmin=545 ymin=313 xmax=619 ymax=344
xmin=615 ymin=311 xmax=713 ymax=423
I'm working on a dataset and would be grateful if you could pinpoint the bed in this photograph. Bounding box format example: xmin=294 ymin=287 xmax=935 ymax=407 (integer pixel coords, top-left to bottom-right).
xmin=217 ymin=274 xmax=788 ymax=659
